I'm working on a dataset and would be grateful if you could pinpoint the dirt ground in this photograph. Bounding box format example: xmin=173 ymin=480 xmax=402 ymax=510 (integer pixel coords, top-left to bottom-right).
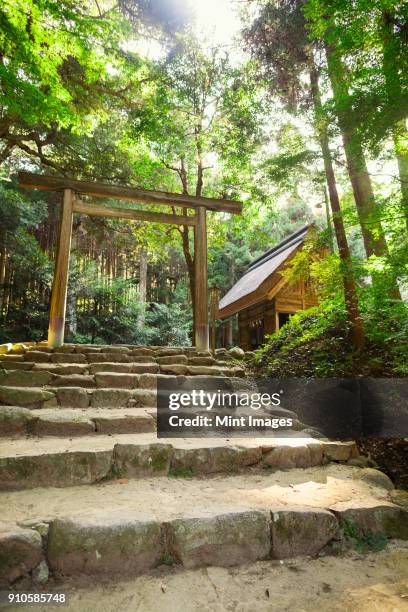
xmin=6 ymin=542 xmax=408 ymax=612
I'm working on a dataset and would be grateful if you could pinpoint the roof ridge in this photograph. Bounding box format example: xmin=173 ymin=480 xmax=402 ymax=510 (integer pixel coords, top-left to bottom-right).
xmin=246 ymin=224 xmax=310 ymax=272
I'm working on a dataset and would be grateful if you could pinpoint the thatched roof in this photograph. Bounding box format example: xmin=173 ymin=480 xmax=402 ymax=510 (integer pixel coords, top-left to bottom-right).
xmin=218 ymin=225 xmax=310 ymax=317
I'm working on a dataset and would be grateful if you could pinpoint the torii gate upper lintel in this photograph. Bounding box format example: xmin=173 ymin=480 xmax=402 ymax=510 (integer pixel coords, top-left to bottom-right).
xmin=18 ymin=172 xmax=242 ymax=351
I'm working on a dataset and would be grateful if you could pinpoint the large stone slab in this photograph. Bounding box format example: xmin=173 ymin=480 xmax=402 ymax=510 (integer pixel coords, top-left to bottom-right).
xmin=89 ymin=363 xmax=133 ymax=374
xmin=0 ymin=523 xmax=43 ymax=586
xmin=0 ymin=406 xmax=35 ymax=436
xmin=24 ymin=351 xmax=50 ymax=363
xmin=52 ymin=374 xmax=95 ymax=388
xmin=0 ymin=361 xmax=33 ymax=370
xmin=160 ymin=364 xmax=188 ymax=375
xmin=87 ymin=353 xmax=131 ymax=363
xmin=352 ymin=468 xmax=394 ymax=491
xmin=131 ymin=356 xmax=158 ymax=364
xmin=93 ymin=413 xmax=155 ymax=435
xmin=130 ymin=389 xmax=157 ymax=407
xmin=271 ymin=508 xmax=339 ymax=558
xmin=130 ymin=348 xmax=155 ymax=357
xmin=138 ymin=373 xmax=159 ymax=389
xmin=0 ymin=370 xmax=52 ymax=388
xmin=331 ymin=502 xmax=408 ymax=539
xmin=107 ymin=346 xmax=130 ymax=354
xmin=0 ymin=450 xmax=112 ymax=490
xmin=33 ymin=363 xmax=88 ymax=375
xmin=48 ymin=512 xmax=162 ymax=576
xmin=113 ymin=443 xmax=173 ymax=478
xmin=166 ymin=510 xmax=270 ymax=569
xmin=32 ymin=413 xmax=95 ymax=437
xmin=170 ymin=446 xmax=262 ymax=475
xmin=157 ymin=355 xmax=188 ymax=365
xmin=156 ymin=348 xmax=185 ymax=357
xmin=95 ymin=373 xmax=139 ymax=389
xmin=0 ymin=387 xmax=55 ymax=409
xmin=27 ymin=346 xmax=52 ymax=353
xmin=130 ymin=363 xmax=159 ymax=374
xmin=188 ymin=357 xmax=216 ymax=366
xmin=187 ymin=365 xmax=227 ymax=376
xmin=53 ymin=345 xmax=75 ymax=353
xmin=50 ymin=353 xmax=87 ymax=364
xmin=91 ymin=389 xmax=132 ymax=408
xmin=262 ymin=445 xmax=316 ymax=470
xmin=322 ymin=441 xmax=358 ymax=462
xmin=75 ymin=346 xmax=101 ymax=354
xmin=55 ymin=387 xmax=90 ymax=408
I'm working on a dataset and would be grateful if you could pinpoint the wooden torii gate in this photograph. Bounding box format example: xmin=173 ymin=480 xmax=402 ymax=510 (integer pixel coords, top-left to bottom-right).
xmin=18 ymin=172 xmax=242 ymax=351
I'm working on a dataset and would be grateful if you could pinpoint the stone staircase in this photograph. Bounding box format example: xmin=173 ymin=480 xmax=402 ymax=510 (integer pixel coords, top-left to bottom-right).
xmin=0 ymin=343 xmax=407 ymax=590
xmin=0 ymin=343 xmax=246 ymax=437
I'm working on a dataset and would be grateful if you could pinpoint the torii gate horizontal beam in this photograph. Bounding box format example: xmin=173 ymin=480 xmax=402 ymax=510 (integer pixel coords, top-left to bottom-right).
xmin=19 ymin=172 xmax=242 ymax=214
xmin=73 ymin=199 xmax=197 ymax=226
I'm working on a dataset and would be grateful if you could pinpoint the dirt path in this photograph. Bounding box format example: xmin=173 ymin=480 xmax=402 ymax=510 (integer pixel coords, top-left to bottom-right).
xmin=7 ymin=542 xmax=408 ymax=612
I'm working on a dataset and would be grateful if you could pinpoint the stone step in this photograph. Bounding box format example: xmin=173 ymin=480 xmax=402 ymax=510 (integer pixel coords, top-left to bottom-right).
xmin=0 ymin=363 xmax=245 ymax=380
xmin=0 ymin=344 xmax=245 ymax=367
xmin=0 ymin=368 xmax=249 ymax=409
xmin=0 ymin=434 xmax=358 ymax=490
xmin=1 ymin=463 xmax=406 ymax=586
xmin=1 ymin=350 xmax=226 ymax=363
xmin=0 ymin=406 xmax=156 ymax=437
xmin=0 ymin=386 xmax=157 ymax=409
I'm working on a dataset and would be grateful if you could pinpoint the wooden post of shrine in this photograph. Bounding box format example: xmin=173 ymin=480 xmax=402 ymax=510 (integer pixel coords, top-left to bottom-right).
xmin=194 ymin=206 xmax=209 ymax=351
xmin=48 ymin=188 xmax=74 ymax=348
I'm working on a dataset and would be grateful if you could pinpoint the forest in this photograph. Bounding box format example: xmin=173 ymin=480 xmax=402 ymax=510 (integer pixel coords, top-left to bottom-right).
xmin=0 ymin=0 xmax=407 ymax=376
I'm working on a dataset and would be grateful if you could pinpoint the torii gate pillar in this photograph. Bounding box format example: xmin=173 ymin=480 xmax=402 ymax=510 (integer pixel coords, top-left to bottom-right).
xmin=194 ymin=206 xmax=209 ymax=351
xmin=48 ymin=189 xmax=74 ymax=348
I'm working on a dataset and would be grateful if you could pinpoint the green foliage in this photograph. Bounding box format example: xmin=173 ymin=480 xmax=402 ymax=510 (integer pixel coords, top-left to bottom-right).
xmin=159 ymin=552 xmax=177 ymax=566
xmin=0 ymin=183 xmax=53 ymax=342
xmin=303 ymin=0 xmax=408 ymax=152
xmin=63 ymin=260 xmax=192 ymax=346
xmin=0 ymin=0 xmax=138 ymax=166
xmin=254 ymin=292 xmax=408 ymax=377
xmin=145 ymin=302 xmax=191 ymax=346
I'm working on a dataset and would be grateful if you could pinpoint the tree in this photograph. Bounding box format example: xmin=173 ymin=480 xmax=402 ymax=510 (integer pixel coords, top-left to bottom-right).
xmin=380 ymin=5 xmax=408 ymax=229
xmin=0 ymin=0 xmax=142 ymax=169
xmin=304 ymin=0 xmax=405 ymax=300
xmin=128 ymin=35 xmax=267 ymax=329
xmin=245 ymin=0 xmax=365 ymax=347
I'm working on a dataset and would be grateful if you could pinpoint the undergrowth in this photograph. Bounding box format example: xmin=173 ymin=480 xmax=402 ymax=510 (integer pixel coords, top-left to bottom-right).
xmin=253 ymin=298 xmax=408 ymax=377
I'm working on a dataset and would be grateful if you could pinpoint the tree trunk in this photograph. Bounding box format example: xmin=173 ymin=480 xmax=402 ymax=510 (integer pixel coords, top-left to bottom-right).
xmin=226 ymin=319 xmax=233 ymax=348
xmin=309 ymin=64 xmax=365 ymax=349
xmin=180 ymin=225 xmax=195 ymax=337
xmin=324 ymin=43 xmax=389 ymax=258
xmin=381 ymin=10 xmax=408 ymax=229
xmin=138 ymin=247 xmax=147 ymax=328
xmin=66 ymin=226 xmax=79 ymax=337
xmin=177 ymin=157 xmax=196 ymax=341
xmin=325 ymin=42 xmax=401 ymax=300
xmin=393 ymin=120 xmax=408 ymax=228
